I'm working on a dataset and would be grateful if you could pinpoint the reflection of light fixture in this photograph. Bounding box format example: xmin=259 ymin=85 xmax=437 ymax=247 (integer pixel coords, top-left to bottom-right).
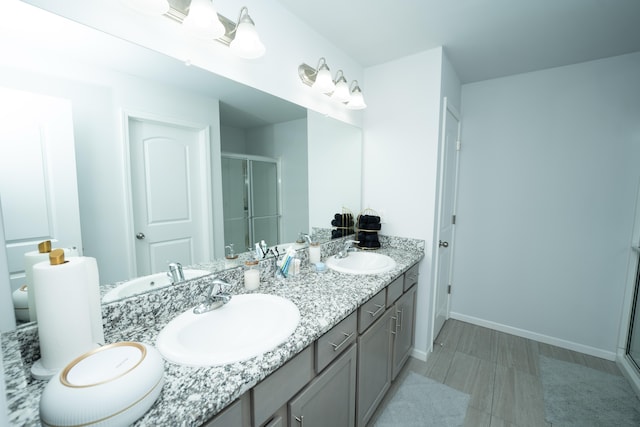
xmin=298 ymin=60 xmax=366 ymax=108
xmin=346 ymin=81 xmax=367 ymax=110
xmin=126 ymin=0 xmax=265 ymax=59
xmin=122 ymin=0 xmax=170 ymax=15
xmin=229 ymin=7 xmax=265 ymax=59
xmin=331 ymin=70 xmax=351 ymax=103
xmin=182 ymin=0 xmax=225 ymax=40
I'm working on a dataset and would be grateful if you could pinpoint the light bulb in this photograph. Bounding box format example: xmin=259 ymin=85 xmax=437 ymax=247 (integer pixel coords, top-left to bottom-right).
xmin=230 ymin=13 xmax=265 ymax=59
xmin=183 ymin=0 xmax=225 ymax=40
xmin=313 ymin=64 xmax=335 ymax=94
xmin=347 ymin=84 xmax=367 ymax=110
xmin=331 ymin=76 xmax=351 ymax=103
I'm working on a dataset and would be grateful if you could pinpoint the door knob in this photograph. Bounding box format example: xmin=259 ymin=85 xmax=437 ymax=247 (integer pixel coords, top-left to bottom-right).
xmin=439 ymin=240 xmax=449 ymax=248
xmin=136 ymin=232 xmax=146 ymax=240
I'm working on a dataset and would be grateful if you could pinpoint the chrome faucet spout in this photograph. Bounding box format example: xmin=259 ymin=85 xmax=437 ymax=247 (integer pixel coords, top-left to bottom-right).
xmin=193 ymin=279 xmax=233 ymax=314
xmin=299 ymin=232 xmax=312 ymax=244
xmin=167 ymin=262 xmax=184 ymax=284
xmin=335 ymin=240 xmax=360 ymax=259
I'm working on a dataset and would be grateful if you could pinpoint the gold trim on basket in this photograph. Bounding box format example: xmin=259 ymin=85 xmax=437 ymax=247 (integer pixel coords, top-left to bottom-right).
xmin=60 ymin=342 xmax=147 ymax=388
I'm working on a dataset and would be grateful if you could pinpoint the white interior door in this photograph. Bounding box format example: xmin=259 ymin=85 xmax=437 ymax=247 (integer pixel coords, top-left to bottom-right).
xmin=129 ymin=118 xmax=210 ymax=276
xmin=0 ymin=87 xmax=82 ymax=292
xmin=433 ymin=99 xmax=461 ymax=341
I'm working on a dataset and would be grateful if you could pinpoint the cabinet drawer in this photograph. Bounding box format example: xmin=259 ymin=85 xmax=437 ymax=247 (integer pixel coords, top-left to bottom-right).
xmin=386 ymin=275 xmax=404 ymax=308
xmin=404 ymin=263 xmax=419 ymax=291
xmin=252 ymin=346 xmax=314 ymax=427
xmin=358 ymin=289 xmax=386 ymax=334
xmin=316 ymin=311 xmax=357 ymax=372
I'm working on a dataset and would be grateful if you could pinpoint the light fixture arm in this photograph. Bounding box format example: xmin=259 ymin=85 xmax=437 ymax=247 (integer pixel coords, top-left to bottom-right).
xmin=333 ymin=69 xmax=346 ymax=84
xmin=228 ymin=6 xmax=252 ymax=36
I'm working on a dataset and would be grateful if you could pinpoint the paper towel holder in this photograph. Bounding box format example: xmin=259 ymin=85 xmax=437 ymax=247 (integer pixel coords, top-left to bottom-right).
xmin=49 ymin=248 xmax=66 ymax=265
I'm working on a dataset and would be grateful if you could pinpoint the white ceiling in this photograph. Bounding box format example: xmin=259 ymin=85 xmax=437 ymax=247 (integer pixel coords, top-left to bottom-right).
xmin=275 ymin=0 xmax=640 ymax=83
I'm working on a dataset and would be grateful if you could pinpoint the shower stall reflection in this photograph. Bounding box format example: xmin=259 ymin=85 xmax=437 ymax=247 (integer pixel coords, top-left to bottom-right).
xmin=222 ymin=155 xmax=280 ymax=253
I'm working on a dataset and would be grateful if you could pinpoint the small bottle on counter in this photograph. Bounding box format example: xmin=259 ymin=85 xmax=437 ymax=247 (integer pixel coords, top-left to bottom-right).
xmin=244 ymin=260 xmax=260 ymax=290
xmin=309 ymin=242 xmax=321 ymax=264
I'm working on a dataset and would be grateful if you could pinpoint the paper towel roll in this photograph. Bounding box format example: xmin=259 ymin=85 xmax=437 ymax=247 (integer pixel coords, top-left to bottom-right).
xmin=24 ymin=250 xmax=50 ymax=322
xmin=24 ymin=246 xmax=81 ymax=322
xmin=32 ymin=256 xmax=104 ymax=374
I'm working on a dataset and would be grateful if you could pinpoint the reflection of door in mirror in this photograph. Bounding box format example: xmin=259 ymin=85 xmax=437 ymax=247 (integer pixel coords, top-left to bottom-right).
xmin=0 ymin=87 xmax=83 ymax=298
xmin=128 ymin=118 xmax=212 ymax=276
xmin=222 ymin=155 xmax=280 ymax=251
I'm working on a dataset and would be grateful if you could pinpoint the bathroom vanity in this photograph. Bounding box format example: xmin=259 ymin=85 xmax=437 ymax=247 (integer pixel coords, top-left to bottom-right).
xmin=1 ymin=235 xmax=424 ymax=426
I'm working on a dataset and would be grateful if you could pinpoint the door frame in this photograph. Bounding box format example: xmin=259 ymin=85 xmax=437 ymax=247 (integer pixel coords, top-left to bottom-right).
xmin=121 ymin=109 xmax=213 ymax=278
xmin=430 ymin=97 xmax=461 ymax=350
xmin=616 ymin=177 xmax=640 ymax=397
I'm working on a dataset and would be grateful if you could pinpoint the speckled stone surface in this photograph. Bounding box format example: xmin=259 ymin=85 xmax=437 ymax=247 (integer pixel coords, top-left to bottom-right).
xmin=2 ymin=235 xmax=424 ymax=426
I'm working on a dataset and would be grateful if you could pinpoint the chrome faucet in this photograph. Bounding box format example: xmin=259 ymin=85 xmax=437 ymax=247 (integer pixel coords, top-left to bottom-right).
xmin=335 ymin=240 xmax=360 ymax=259
xmin=299 ymin=232 xmax=312 ymax=244
xmin=193 ymin=279 xmax=233 ymax=314
xmin=167 ymin=262 xmax=185 ymax=284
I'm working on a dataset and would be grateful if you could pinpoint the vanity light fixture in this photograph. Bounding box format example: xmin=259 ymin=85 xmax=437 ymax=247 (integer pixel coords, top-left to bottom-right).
xmin=330 ymin=70 xmax=351 ymax=103
xmin=311 ymin=58 xmax=336 ymax=94
xmin=229 ymin=7 xmax=266 ymax=59
xmin=182 ymin=0 xmax=225 ymax=40
xmin=298 ymin=60 xmax=367 ymax=108
xmin=346 ymin=81 xmax=367 ymax=110
xmin=125 ymin=0 xmax=265 ymax=59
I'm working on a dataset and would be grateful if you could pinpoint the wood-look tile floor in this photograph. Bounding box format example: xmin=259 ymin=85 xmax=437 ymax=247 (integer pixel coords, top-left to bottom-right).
xmin=368 ymin=319 xmax=626 ymax=427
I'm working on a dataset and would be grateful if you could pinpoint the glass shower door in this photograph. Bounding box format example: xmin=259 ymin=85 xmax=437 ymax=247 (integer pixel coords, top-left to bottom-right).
xmin=250 ymin=160 xmax=279 ymax=246
xmin=627 ymin=253 xmax=640 ymax=369
xmin=221 ymin=156 xmax=280 ymax=251
xmin=221 ymin=157 xmax=250 ymax=252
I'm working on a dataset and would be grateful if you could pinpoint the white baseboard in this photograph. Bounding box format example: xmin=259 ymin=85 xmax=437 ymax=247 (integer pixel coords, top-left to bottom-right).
xmin=449 ymin=312 xmax=617 ymax=361
xmin=410 ymin=347 xmax=428 ymax=362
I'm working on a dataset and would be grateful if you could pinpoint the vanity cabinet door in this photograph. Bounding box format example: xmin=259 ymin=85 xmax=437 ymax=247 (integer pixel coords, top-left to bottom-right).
xmin=289 ymin=344 xmax=357 ymax=427
xmin=356 ymin=308 xmax=393 ymax=427
xmin=391 ymin=286 xmax=417 ymax=380
xmin=252 ymin=346 xmax=314 ymax=427
xmin=203 ymin=393 xmax=250 ymax=427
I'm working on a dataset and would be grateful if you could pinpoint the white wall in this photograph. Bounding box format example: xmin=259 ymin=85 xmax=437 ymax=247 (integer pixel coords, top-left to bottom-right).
xmin=452 ymin=52 xmax=640 ymax=358
xmin=362 ymin=47 xmax=461 ymax=358
xmin=307 ymin=111 xmax=363 ymax=229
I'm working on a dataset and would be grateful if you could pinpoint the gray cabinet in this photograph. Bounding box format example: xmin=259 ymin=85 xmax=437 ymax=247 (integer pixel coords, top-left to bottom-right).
xmin=391 ymin=286 xmax=416 ymax=380
xmin=253 ymin=347 xmax=314 ymax=427
xmin=356 ymin=308 xmax=393 ymax=427
xmin=289 ymin=344 xmax=357 ymax=427
xmin=203 ymin=393 xmax=250 ymax=427
xmin=207 ymin=262 xmax=420 ymax=427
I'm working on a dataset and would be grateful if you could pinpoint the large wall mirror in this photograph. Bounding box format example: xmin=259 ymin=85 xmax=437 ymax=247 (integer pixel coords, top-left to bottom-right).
xmin=0 ymin=2 xmax=362 ymax=329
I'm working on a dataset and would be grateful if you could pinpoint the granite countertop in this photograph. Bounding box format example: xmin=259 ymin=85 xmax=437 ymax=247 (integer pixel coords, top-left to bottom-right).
xmin=2 ymin=236 xmax=424 ymax=426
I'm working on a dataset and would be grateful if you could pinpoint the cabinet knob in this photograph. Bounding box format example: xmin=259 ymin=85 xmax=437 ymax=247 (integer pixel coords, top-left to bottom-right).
xmin=136 ymin=232 xmax=146 ymax=240
xmin=439 ymin=240 xmax=449 ymax=248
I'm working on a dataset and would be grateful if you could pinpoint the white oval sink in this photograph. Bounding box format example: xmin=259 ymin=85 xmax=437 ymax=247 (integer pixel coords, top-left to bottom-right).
xmin=325 ymin=252 xmax=396 ymax=275
xmin=103 ymin=269 xmax=210 ymax=303
xmin=156 ymin=293 xmax=300 ymax=367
